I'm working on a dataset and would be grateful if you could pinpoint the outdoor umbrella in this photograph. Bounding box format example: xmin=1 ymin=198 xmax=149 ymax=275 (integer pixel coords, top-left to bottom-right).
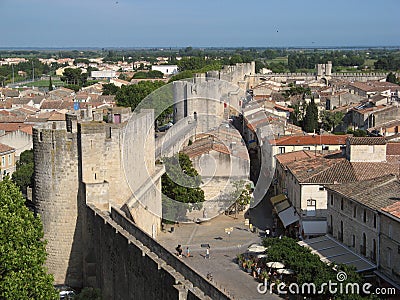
xmin=247 ymin=245 xmax=267 ymax=253
xmin=276 ymin=268 xmax=295 ymax=275
xmin=266 ymin=261 xmax=285 ymax=269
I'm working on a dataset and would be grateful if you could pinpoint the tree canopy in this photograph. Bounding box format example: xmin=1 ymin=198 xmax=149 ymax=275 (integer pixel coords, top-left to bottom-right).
xmin=132 ymin=70 xmax=164 ymax=79
xmin=303 ymin=98 xmax=319 ymax=133
xmin=12 ymin=149 xmax=34 ymax=195
xmin=262 ymin=237 xmax=377 ymax=299
xmin=162 ymin=153 xmax=205 ymax=221
xmin=0 ymin=179 xmax=57 ymax=299
xmin=115 ymin=81 xmax=166 ymax=110
xmin=321 ymin=111 xmax=344 ymax=132
xmin=102 ymin=83 xmax=119 ymax=95
xmin=60 ymin=68 xmax=87 ymax=86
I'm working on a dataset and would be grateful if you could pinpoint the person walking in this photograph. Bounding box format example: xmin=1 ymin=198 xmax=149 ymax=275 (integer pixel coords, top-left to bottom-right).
xmin=205 ymin=246 xmax=210 ymax=259
xmin=186 ymin=246 xmax=190 ymax=257
xmin=176 ymin=244 xmax=183 ymax=258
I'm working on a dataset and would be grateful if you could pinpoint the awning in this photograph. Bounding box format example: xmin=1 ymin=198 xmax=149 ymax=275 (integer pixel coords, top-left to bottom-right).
xmin=301 ymin=220 xmax=327 ymax=236
xmin=274 ymin=200 xmax=291 ymax=214
xmin=270 ymin=194 xmax=287 ymax=206
xmin=298 ymin=235 xmax=376 ymax=272
xmin=278 ymin=207 xmax=299 ymax=227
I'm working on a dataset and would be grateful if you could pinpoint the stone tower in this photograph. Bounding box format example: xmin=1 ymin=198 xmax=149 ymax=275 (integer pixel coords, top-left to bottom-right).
xmin=33 ymin=107 xmax=162 ymax=287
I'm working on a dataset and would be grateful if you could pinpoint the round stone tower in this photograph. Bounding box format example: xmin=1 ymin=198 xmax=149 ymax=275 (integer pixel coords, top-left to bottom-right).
xmin=33 ymin=123 xmax=82 ymax=287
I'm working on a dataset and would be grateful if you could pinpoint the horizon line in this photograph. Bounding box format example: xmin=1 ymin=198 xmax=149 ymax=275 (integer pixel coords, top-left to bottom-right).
xmin=1 ymin=45 xmax=400 ymax=51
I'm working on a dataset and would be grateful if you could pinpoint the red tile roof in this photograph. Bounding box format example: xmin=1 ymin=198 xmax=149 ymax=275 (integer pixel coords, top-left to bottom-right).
xmin=387 ymin=142 xmax=400 ymax=155
xmin=272 ymin=135 xmax=348 ymax=146
xmin=381 ymin=202 xmax=400 ymax=219
xmin=0 ymin=123 xmax=33 ymax=134
xmin=347 ymin=137 xmax=386 ymax=145
xmin=0 ymin=143 xmax=15 ymax=153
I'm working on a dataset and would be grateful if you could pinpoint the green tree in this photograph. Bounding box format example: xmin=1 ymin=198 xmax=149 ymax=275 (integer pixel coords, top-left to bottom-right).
xmin=177 ymin=57 xmax=206 ymax=71
xmin=115 ymin=80 xmax=165 ymax=110
xmin=303 ymin=97 xmax=319 ymax=133
xmin=386 ymin=72 xmax=398 ymax=84
xmin=12 ymin=149 xmax=34 ymax=195
xmin=61 ymin=68 xmax=87 ymax=86
xmin=0 ymin=179 xmax=57 ymax=299
xmin=321 ymin=110 xmax=344 ymax=132
xmin=102 ymin=83 xmax=119 ymax=95
xmin=162 ymin=153 xmax=205 ymax=221
xmin=48 ymin=76 xmax=53 ymax=91
xmin=262 ymin=237 xmax=376 ymax=299
xmin=75 ymin=287 xmax=102 ymax=300
xmin=353 ymin=129 xmax=367 ymax=137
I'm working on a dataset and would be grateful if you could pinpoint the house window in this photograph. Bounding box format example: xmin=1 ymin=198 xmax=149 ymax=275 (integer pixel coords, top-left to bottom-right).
xmin=8 ymin=154 xmax=11 ymax=165
xmin=330 ymin=194 xmax=334 ymax=206
xmin=319 ymin=186 xmax=325 ymax=191
xmin=373 ymin=214 xmax=376 ymax=228
xmin=306 ymin=199 xmax=316 ymax=217
xmin=279 ymin=147 xmax=285 ymax=154
xmin=303 ymin=146 xmax=310 ymax=150
xmin=353 ymin=206 xmax=357 ymax=218
xmin=322 ymin=145 xmax=329 ymax=151
xmin=340 ymin=198 xmax=344 ymax=210
xmin=1 ymin=157 xmax=5 ymax=167
xmin=388 ymin=224 xmax=392 ymax=238
xmin=106 ymin=127 xmax=112 ymax=139
xmin=352 ymin=235 xmax=356 ymax=247
xmin=363 ymin=209 xmax=367 ymax=223
xmin=388 ymin=248 xmax=392 ymax=266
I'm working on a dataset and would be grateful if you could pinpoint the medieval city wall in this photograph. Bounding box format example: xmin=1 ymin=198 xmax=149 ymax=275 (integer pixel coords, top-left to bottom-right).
xmin=81 ymin=205 xmax=230 ymax=300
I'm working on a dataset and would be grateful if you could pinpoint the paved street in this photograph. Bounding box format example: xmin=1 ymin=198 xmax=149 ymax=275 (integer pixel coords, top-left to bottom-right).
xmin=158 ymin=204 xmax=280 ymax=300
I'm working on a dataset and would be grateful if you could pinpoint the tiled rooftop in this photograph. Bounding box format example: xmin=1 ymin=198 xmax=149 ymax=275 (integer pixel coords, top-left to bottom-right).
xmin=273 ymin=135 xmax=348 ymax=146
xmin=0 ymin=143 xmax=15 ymax=153
xmin=326 ymin=174 xmax=400 ymax=211
xmin=347 ymin=137 xmax=386 ymax=145
xmin=381 ymin=202 xmax=400 ymax=219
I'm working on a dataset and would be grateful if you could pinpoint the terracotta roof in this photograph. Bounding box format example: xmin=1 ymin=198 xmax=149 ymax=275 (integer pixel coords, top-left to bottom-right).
xmin=0 ymin=143 xmax=15 ymax=153
xmin=381 ymin=202 xmax=400 ymax=219
xmin=40 ymin=100 xmax=74 ymax=110
xmin=326 ymin=174 xmax=400 ymax=211
xmin=0 ymin=110 xmax=17 ymax=117
xmin=273 ymin=135 xmax=348 ymax=146
xmin=0 ymin=123 xmax=33 ymax=135
xmin=349 ymin=82 xmax=378 ymax=92
xmin=182 ymin=137 xmax=230 ymax=158
xmin=274 ymin=104 xmax=293 ymax=112
xmin=275 ymin=150 xmax=316 ymax=165
xmin=347 ymin=137 xmax=386 ymax=145
xmin=280 ymin=150 xmax=399 ymax=184
xmin=387 ymin=143 xmax=400 ymax=155
xmin=11 ymin=97 xmax=33 ymax=105
xmin=1 ymin=89 xmax=19 ymax=97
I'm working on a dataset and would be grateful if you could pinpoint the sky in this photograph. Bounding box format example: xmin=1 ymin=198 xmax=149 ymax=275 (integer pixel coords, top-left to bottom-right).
xmin=0 ymin=0 xmax=399 ymax=48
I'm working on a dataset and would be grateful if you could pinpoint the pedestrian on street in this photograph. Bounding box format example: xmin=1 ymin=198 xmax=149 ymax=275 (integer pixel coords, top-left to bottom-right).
xmin=176 ymin=244 xmax=183 ymax=258
xmin=205 ymin=246 xmax=210 ymax=259
xmin=186 ymin=246 xmax=190 ymax=257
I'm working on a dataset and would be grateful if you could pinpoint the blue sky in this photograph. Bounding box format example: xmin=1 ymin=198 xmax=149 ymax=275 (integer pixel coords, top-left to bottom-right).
xmin=0 ymin=0 xmax=399 ymax=48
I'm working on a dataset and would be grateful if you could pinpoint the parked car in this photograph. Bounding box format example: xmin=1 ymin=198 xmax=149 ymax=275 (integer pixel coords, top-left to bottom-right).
xmin=157 ymin=122 xmax=173 ymax=132
xmin=55 ymin=285 xmax=76 ymax=299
